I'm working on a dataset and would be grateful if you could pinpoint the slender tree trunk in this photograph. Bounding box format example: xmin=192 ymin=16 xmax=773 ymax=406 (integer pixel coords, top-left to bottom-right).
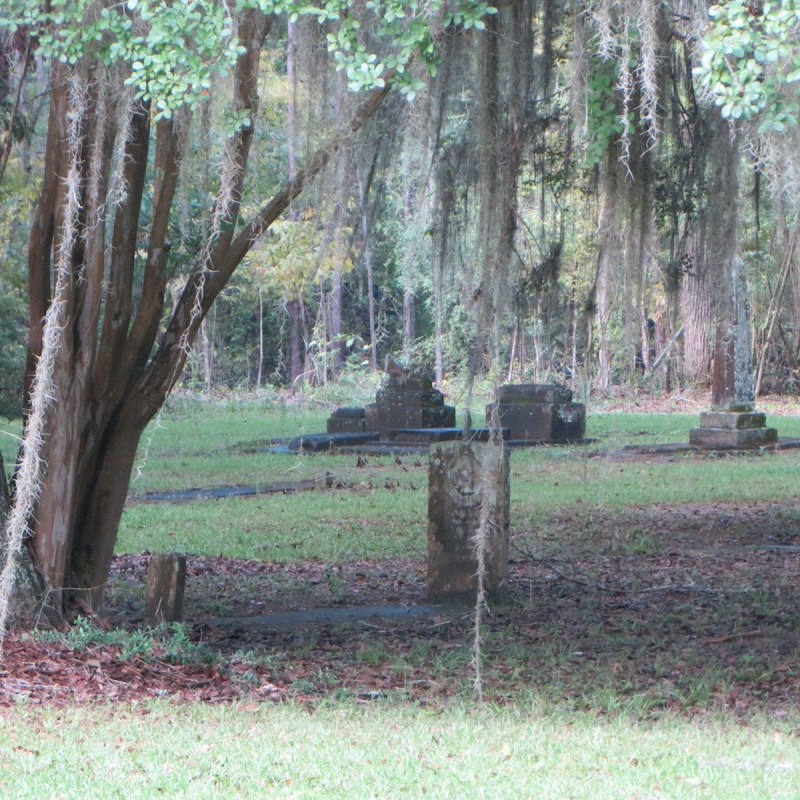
xmin=288 ymin=296 xmax=304 ymax=385
xmin=257 ymin=287 xmax=264 ymax=388
xmin=593 ymin=155 xmax=622 ymax=393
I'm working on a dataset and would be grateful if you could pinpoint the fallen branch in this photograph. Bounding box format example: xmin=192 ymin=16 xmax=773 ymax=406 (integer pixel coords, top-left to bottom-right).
xmin=706 ymin=629 xmax=763 ymax=645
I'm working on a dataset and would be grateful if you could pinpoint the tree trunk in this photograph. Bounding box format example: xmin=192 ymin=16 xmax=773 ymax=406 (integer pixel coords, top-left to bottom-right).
xmin=682 ymin=110 xmax=740 ymax=387
xmin=19 ymin=11 xmax=395 ymax=617
xmin=288 ymin=296 xmax=304 ymax=385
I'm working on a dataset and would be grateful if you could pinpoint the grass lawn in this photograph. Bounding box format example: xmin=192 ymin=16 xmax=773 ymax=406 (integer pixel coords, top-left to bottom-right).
xmin=4 ymin=703 xmax=800 ymax=799
xmin=4 ymin=393 xmax=800 ymax=797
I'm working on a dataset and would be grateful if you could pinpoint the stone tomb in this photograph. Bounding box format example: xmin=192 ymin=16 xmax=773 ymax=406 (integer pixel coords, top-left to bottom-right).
xmin=363 ymin=371 xmax=456 ymax=438
xmin=326 ymin=406 xmax=366 ymax=434
xmin=689 ymin=411 xmax=778 ymax=449
xmin=487 ymin=383 xmax=585 ymax=443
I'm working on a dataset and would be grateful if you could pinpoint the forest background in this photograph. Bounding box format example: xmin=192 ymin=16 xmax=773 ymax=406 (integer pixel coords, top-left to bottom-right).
xmin=3 ymin=0 xmax=800 ymax=413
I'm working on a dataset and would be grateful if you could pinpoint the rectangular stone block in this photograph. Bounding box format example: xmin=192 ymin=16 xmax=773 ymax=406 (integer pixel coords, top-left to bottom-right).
xmin=327 ymin=416 xmax=365 ymax=433
xmin=375 ymin=387 xmax=444 ymax=406
xmin=689 ymin=426 xmax=778 ymax=448
xmin=496 ymin=383 xmax=573 ymax=404
xmin=365 ymin=402 xmax=455 ymax=437
xmin=490 ymin=402 xmax=585 ymax=442
xmin=427 ymin=441 xmax=510 ymax=601
xmin=330 ymin=406 xmax=365 ymax=419
xmin=698 ymin=412 xmax=767 ymax=430
xmin=390 ymin=428 xmax=464 ymax=443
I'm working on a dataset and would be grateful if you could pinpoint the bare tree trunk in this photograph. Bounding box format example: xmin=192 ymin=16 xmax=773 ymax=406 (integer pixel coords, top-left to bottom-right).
xmin=593 ymin=155 xmax=622 ymax=393
xmin=682 ymin=111 xmax=740 ymax=388
xmin=402 ymin=287 xmax=416 ymax=360
xmin=200 ymin=316 xmax=214 ymax=395
xmin=256 ymin=286 xmax=264 ymax=388
xmin=363 ymin=218 xmax=379 ymax=371
xmin=288 ymin=296 xmax=304 ymax=385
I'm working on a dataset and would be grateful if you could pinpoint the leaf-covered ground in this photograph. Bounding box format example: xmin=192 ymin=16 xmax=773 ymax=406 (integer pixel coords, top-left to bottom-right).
xmin=4 ymin=493 xmax=800 ymax=715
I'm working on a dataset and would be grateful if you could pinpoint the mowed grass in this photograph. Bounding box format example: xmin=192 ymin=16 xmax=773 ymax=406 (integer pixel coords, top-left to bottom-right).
xmin=114 ymin=400 xmax=800 ymax=561
xmin=3 ymin=702 xmax=800 ymax=800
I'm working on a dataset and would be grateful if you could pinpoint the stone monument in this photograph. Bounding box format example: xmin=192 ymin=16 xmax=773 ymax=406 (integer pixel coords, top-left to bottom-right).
xmin=487 ymin=383 xmax=585 ymax=442
xmin=427 ymin=439 xmax=510 ymax=600
xmin=690 ymin=259 xmax=777 ymax=448
xmin=363 ymin=358 xmax=456 ymax=438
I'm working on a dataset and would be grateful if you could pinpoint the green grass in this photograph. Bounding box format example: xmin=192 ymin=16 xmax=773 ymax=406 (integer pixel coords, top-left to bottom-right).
xmin=112 ymin=401 xmax=800 ymax=562
xmin=119 ymin=485 xmax=427 ymax=561
xmin=2 ymin=702 xmax=800 ymax=799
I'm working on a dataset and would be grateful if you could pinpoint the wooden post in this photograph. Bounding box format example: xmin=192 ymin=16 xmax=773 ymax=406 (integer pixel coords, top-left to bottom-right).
xmin=145 ymin=553 xmax=187 ymax=626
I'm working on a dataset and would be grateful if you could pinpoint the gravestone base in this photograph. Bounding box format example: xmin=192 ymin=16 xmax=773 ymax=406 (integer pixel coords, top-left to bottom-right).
xmin=365 ymin=401 xmax=456 ymax=438
xmin=690 ymin=411 xmax=778 ymax=449
xmin=326 ymin=407 xmax=366 ymax=434
xmin=488 ymin=384 xmax=585 ymax=442
xmin=427 ymin=440 xmax=510 ymax=601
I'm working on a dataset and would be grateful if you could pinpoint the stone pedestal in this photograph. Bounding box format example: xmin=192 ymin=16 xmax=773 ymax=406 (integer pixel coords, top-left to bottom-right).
xmin=427 ymin=440 xmax=510 ymax=601
xmin=689 ymin=411 xmax=778 ymax=449
xmin=326 ymin=407 xmax=366 ymax=434
xmin=145 ymin=553 xmax=187 ymax=626
xmin=488 ymin=384 xmax=585 ymax=442
xmin=365 ymin=371 xmax=455 ymax=438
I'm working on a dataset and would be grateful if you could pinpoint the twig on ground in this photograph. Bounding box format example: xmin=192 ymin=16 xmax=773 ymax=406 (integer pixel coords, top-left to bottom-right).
xmin=706 ymin=629 xmax=763 ymax=644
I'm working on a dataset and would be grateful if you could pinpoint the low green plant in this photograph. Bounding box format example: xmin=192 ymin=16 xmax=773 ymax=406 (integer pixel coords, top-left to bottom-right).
xmin=35 ymin=618 xmax=216 ymax=666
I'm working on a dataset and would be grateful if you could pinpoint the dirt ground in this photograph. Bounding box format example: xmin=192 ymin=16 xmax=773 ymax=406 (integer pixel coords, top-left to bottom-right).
xmin=4 ymin=390 xmax=800 ymax=709
xmin=4 ymin=491 xmax=800 ymax=714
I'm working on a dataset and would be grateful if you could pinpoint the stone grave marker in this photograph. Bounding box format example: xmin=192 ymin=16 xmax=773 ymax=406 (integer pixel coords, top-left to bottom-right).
xmin=690 ymin=259 xmax=777 ymax=448
xmin=427 ymin=439 xmax=510 ymax=600
xmin=364 ymin=361 xmax=455 ymax=438
xmin=487 ymin=383 xmax=585 ymax=442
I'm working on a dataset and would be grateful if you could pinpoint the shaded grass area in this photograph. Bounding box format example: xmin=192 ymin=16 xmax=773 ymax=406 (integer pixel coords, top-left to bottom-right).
xmin=3 ymin=703 xmax=800 ymax=799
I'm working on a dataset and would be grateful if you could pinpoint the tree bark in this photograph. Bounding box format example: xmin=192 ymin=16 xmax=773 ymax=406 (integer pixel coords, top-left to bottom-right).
xmin=682 ymin=110 xmax=740 ymax=387
xmin=20 ymin=11 xmax=395 ymax=616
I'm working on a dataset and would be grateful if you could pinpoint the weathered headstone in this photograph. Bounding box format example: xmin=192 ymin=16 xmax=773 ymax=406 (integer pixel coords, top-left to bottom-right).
xmin=364 ymin=360 xmax=456 ymax=438
xmin=690 ymin=259 xmax=778 ymax=448
xmin=145 ymin=553 xmax=187 ymax=626
xmin=427 ymin=440 xmax=510 ymax=601
xmin=488 ymin=383 xmax=585 ymax=442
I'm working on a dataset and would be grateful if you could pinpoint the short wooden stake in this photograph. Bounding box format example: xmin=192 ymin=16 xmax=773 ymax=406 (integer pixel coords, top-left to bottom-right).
xmin=145 ymin=553 xmax=187 ymax=626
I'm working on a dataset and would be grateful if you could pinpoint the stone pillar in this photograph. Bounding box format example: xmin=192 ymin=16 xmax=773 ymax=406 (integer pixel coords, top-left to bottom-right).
xmin=427 ymin=440 xmax=510 ymax=601
xmin=692 ymin=259 xmax=777 ymax=448
xmin=712 ymin=258 xmax=754 ymax=412
xmin=145 ymin=553 xmax=187 ymax=626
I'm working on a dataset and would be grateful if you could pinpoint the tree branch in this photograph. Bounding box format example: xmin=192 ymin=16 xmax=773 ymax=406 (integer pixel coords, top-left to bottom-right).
xmin=141 ymin=72 xmax=395 ymax=405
